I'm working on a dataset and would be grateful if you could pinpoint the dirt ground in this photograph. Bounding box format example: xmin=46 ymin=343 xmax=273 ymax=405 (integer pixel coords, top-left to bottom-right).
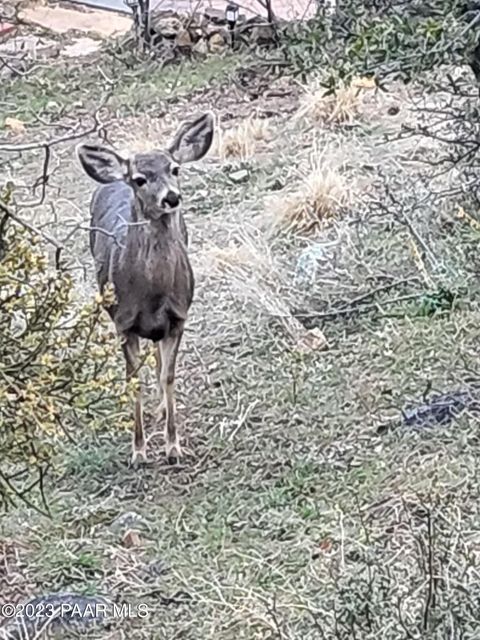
xmin=2 ymin=29 xmax=480 ymax=640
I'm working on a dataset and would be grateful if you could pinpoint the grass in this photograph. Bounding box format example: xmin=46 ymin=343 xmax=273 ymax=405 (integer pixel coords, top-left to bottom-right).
xmin=3 ymin=40 xmax=480 ymax=640
xmin=0 ymin=48 xmax=249 ymax=127
xmin=296 ymin=76 xmax=375 ymax=126
xmin=266 ymin=148 xmax=353 ymax=235
xmin=216 ymin=117 xmax=271 ymax=160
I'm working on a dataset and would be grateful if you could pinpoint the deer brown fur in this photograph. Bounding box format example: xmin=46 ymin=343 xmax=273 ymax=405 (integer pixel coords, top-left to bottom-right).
xmin=77 ymin=112 xmax=214 ymax=463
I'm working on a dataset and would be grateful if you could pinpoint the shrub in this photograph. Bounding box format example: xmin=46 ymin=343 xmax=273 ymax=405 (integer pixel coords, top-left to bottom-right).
xmin=281 ymin=0 xmax=477 ymax=85
xmin=0 ymin=217 xmax=131 ymax=512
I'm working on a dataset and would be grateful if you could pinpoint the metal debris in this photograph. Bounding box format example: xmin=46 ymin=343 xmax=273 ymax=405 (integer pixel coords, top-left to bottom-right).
xmin=377 ymin=386 xmax=480 ymax=434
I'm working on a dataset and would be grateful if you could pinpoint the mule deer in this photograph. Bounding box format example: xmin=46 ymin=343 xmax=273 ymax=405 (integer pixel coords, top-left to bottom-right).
xmin=76 ymin=112 xmax=214 ymax=464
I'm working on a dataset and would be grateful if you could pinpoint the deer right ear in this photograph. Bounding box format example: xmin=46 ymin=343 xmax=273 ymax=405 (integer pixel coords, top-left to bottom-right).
xmin=168 ymin=112 xmax=215 ymax=164
xmin=76 ymin=144 xmax=129 ymax=184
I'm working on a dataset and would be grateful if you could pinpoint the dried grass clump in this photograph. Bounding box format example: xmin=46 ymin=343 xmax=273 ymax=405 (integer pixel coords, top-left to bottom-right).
xmin=297 ymin=76 xmax=375 ymax=125
xmin=201 ymin=229 xmax=327 ymax=350
xmin=268 ymin=157 xmax=352 ymax=235
xmin=205 ymin=237 xmax=271 ymax=274
xmin=216 ymin=117 xmax=270 ymax=160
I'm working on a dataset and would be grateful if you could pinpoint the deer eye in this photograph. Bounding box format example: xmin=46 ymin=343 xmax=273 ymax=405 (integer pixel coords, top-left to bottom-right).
xmin=132 ymin=174 xmax=147 ymax=188
xmin=171 ymin=166 xmax=180 ymax=177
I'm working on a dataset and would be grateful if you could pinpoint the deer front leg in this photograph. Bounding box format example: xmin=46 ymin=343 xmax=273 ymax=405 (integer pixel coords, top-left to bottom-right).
xmin=159 ymin=330 xmax=183 ymax=461
xmin=155 ymin=343 xmax=177 ymax=420
xmin=122 ymin=334 xmax=147 ymax=465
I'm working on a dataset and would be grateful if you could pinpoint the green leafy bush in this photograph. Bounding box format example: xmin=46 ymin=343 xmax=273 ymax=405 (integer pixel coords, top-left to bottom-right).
xmin=281 ymin=0 xmax=478 ymax=84
xmin=0 ymin=218 xmax=131 ymax=512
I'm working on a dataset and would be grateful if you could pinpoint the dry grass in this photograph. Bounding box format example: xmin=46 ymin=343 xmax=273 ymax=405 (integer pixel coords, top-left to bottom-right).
xmin=7 ymin=46 xmax=480 ymax=640
xmin=297 ymin=76 xmax=376 ymax=125
xmin=201 ymin=229 xmax=327 ymax=348
xmin=216 ymin=117 xmax=270 ymax=160
xmin=202 ymin=229 xmax=298 ymax=334
xmin=114 ymin=116 xmax=174 ymax=154
xmin=267 ymin=150 xmax=354 ymax=235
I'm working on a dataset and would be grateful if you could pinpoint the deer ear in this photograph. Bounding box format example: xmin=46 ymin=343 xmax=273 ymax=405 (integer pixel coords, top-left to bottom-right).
xmin=168 ymin=112 xmax=215 ymax=164
xmin=76 ymin=144 xmax=129 ymax=184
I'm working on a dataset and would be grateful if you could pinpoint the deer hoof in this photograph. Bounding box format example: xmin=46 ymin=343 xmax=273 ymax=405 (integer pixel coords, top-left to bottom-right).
xmin=130 ymin=446 xmax=148 ymax=467
xmin=165 ymin=441 xmax=182 ymax=464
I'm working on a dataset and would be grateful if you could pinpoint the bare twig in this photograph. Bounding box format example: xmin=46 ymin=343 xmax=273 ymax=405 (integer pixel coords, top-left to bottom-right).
xmin=1 ymin=94 xmax=111 ymax=265
xmin=0 ymin=93 xmax=110 ymax=153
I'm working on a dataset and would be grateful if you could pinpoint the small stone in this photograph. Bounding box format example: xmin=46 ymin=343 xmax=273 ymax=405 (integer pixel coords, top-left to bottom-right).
xmin=152 ymin=16 xmax=182 ymax=39
xmin=111 ymin=511 xmax=146 ymax=532
xmin=229 ymin=169 xmax=249 ymax=184
xmin=352 ymin=75 xmax=377 ymax=89
xmin=4 ymin=117 xmax=25 ymax=133
xmin=249 ymin=23 xmax=276 ymax=46
xmin=268 ymin=177 xmax=284 ymax=191
xmin=122 ymin=529 xmax=141 ymax=548
xmin=191 ymin=188 xmax=208 ymax=201
xmin=189 ymin=27 xmax=203 ymax=43
xmin=193 ymin=38 xmax=208 ymax=55
xmin=208 ymin=31 xmax=227 ymax=53
xmin=176 ymin=28 xmax=192 ymax=48
xmin=296 ymin=328 xmax=328 ymax=353
xmin=0 ymin=21 xmax=16 ymax=41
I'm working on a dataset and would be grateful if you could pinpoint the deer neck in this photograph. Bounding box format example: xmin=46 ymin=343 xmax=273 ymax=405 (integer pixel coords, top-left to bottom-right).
xmin=131 ymin=199 xmax=183 ymax=240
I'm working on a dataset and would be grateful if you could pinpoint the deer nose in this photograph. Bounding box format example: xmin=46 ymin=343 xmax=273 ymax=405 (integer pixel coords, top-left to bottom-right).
xmin=162 ymin=190 xmax=180 ymax=209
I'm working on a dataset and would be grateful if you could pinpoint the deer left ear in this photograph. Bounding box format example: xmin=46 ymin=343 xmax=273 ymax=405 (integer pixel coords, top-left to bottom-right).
xmin=168 ymin=112 xmax=215 ymax=164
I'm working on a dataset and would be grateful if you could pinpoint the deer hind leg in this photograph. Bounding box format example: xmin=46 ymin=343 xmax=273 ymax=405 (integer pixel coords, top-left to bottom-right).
xmin=122 ymin=334 xmax=147 ymax=465
xmin=159 ymin=329 xmax=183 ymax=461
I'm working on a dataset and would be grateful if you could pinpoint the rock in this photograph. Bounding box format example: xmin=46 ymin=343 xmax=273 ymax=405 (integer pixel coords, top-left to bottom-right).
xmin=150 ymin=8 xmax=178 ymax=22
xmin=249 ymin=23 xmax=276 ymax=47
xmin=0 ymin=21 xmax=16 ymax=41
xmin=152 ymin=16 xmax=182 ymax=39
xmin=111 ymin=511 xmax=147 ymax=533
xmin=387 ymin=105 xmax=400 ymax=116
xmin=176 ymin=28 xmax=192 ymax=48
xmin=4 ymin=117 xmax=25 ymax=134
xmin=193 ymin=38 xmax=208 ymax=55
xmin=122 ymin=529 xmax=142 ymax=548
xmin=208 ymin=31 xmax=227 ymax=53
xmin=352 ymin=75 xmax=377 ymax=89
xmin=267 ymin=177 xmax=284 ymax=191
xmin=62 ymin=36 xmax=100 ymax=58
xmin=296 ymin=327 xmax=328 ymax=353
xmin=203 ymin=8 xmax=227 ymax=24
xmin=188 ymin=26 xmax=203 ymax=43
xmin=229 ymin=169 xmax=249 ymax=184
xmin=295 ymin=243 xmax=337 ymax=286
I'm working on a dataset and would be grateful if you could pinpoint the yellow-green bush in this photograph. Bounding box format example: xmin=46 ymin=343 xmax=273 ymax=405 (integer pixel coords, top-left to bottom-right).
xmin=0 ymin=219 xmax=131 ymax=511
